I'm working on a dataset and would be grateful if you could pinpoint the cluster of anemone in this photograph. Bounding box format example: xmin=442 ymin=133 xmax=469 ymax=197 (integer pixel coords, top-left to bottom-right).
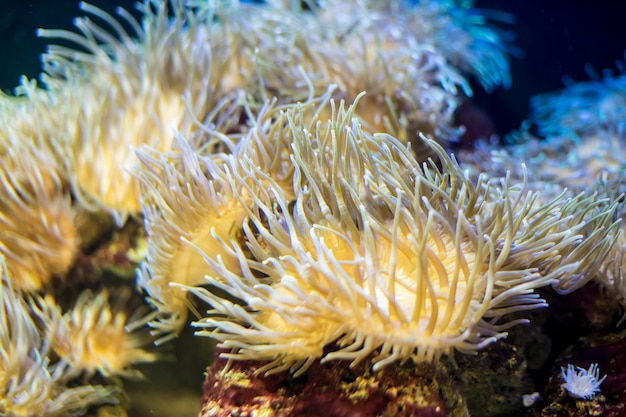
xmin=188 ymin=0 xmax=498 ymax=153
xmin=8 ymin=0 xmax=513 ymax=228
xmin=20 ymin=0 xmax=506 ymax=227
xmin=468 ymin=58 xmax=626 ymax=190
xmin=2 ymin=0 xmax=621 ymax=415
xmin=0 ymin=255 xmax=156 ymax=415
xmin=1 ymin=252 xmax=160 ymax=414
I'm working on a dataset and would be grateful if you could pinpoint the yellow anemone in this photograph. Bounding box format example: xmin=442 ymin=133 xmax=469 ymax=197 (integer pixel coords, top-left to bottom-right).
xmin=0 ymin=146 xmax=78 ymax=292
xmin=135 ymin=133 xmax=268 ymax=343
xmin=185 ymin=99 xmax=614 ymax=375
xmin=37 ymin=1 xmax=222 ymax=224
xmin=1 ymin=258 xmax=115 ymax=416
xmin=135 ymin=90 xmax=339 ymax=343
xmin=36 ymin=289 xmax=157 ymax=379
xmin=195 ymin=0 xmax=470 ymax=149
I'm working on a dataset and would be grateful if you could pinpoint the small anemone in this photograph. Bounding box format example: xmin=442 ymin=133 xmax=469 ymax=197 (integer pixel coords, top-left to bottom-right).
xmin=561 ymin=363 xmax=606 ymax=400
xmin=1 ymin=257 xmax=116 ymax=417
xmin=33 ymin=289 xmax=158 ymax=379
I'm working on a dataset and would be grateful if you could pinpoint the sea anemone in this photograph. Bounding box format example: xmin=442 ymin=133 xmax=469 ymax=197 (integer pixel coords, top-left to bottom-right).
xmin=135 ymin=88 xmax=337 ymax=342
xmin=37 ymin=0 xmax=222 ymax=224
xmin=0 ymin=77 xmax=62 ymax=158
xmin=135 ymin=140 xmax=247 ymax=342
xmin=0 ymin=78 xmax=78 ymax=293
xmin=0 ymin=144 xmax=78 ymax=292
xmin=526 ymin=63 xmax=626 ymax=188
xmin=386 ymin=0 xmax=514 ymax=91
xmin=183 ymin=98 xmax=612 ymax=375
xmin=34 ymin=289 xmax=157 ymax=378
xmin=531 ymin=69 xmax=626 ymax=139
xmin=229 ymin=0 xmax=512 ymax=91
xmin=561 ymin=363 xmax=606 ymax=400
xmin=195 ymin=0 xmax=332 ymax=101
xmin=0 ymin=257 xmax=116 ymax=417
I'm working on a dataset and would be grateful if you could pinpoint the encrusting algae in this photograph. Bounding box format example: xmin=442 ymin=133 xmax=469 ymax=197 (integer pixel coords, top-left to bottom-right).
xmin=2 ymin=0 xmax=626 ymax=416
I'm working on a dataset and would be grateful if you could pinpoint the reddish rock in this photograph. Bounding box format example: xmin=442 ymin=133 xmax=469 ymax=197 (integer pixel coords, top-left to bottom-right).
xmin=200 ymin=349 xmax=469 ymax=417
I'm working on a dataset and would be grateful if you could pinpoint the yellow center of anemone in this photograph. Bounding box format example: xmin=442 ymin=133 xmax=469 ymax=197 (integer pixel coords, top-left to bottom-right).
xmin=176 ymin=202 xmax=249 ymax=287
xmin=242 ymin=211 xmax=484 ymax=370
